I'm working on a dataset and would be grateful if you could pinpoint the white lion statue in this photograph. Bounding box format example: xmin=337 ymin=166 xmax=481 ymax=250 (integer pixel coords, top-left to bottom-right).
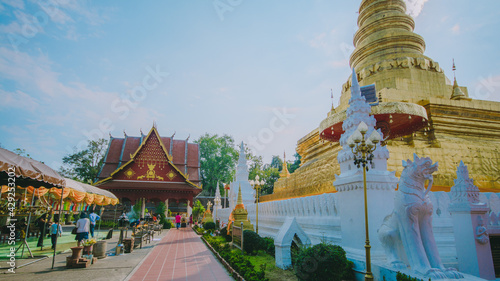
xmin=378 ymin=154 xmax=463 ymax=279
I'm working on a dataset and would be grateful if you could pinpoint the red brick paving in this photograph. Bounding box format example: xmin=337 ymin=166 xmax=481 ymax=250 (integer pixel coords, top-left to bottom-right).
xmin=127 ymin=227 xmax=233 ymax=281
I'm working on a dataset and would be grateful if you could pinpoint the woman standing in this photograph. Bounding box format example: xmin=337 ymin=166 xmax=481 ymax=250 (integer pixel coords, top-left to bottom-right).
xmin=36 ymin=213 xmax=47 ymax=247
xmin=75 ymin=212 xmax=90 ymax=247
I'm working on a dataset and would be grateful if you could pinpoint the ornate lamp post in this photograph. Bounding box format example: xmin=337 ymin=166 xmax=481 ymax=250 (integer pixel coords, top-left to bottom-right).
xmin=347 ymin=121 xmax=381 ymax=281
xmin=224 ymin=183 xmax=230 ymax=209
xmin=249 ymin=175 xmax=265 ymax=234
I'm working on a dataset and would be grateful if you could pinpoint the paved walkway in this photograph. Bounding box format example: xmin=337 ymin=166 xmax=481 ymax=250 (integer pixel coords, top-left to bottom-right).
xmin=127 ymin=227 xmax=233 ymax=281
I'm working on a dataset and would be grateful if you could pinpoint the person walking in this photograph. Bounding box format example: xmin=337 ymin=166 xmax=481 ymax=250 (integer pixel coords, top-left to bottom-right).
xmin=89 ymin=210 xmax=100 ymax=238
xmin=50 ymin=215 xmax=63 ymax=249
xmin=75 ymin=212 xmax=90 ymax=247
xmin=175 ymin=213 xmax=181 ymax=230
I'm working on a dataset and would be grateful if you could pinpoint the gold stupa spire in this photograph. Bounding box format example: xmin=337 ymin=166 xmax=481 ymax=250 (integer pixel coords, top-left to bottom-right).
xmin=330 ymin=89 xmax=335 ymax=113
xmin=350 ymin=0 xmax=427 ymax=71
xmin=237 ymin=184 xmax=243 ymax=206
xmin=450 ymin=60 xmax=467 ymax=100
xmin=280 ymin=151 xmax=290 ymax=178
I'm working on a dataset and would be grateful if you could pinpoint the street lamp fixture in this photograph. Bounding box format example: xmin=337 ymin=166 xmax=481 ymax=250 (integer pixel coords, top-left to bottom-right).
xmin=249 ymin=175 xmax=265 ymax=234
xmin=224 ymin=183 xmax=230 ymax=209
xmin=347 ymin=121 xmax=381 ymax=281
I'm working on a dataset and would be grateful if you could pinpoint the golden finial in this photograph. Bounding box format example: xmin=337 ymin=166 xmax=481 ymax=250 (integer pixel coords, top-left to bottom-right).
xmin=237 ymin=184 xmax=243 ymax=205
xmin=330 ymin=89 xmax=335 ymax=112
xmin=450 ymin=59 xmax=467 ymax=100
xmin=452 ymin=58 xmax=456 ymax=77
xmin=280 ymin=151 xmax=290 ymax=178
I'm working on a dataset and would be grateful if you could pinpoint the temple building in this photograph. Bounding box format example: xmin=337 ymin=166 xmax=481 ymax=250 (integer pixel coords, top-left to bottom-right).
xmin=95 ymin=125 xmax=202 ymax=216
xmin=268 ymin=0 xmax=500 ymax=201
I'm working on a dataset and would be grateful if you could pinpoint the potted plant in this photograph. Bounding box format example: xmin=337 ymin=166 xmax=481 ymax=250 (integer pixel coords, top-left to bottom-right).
xmin=82 ymin=238 xmax=97 ymax=255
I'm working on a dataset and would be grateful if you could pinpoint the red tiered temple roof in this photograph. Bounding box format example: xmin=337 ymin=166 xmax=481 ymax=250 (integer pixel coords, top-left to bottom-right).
xmin=95 ymin=126 xmax=201 ymax=205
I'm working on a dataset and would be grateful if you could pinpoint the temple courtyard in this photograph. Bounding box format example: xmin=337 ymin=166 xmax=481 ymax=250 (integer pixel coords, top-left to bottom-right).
xmin=1 ymin=227 xmax=234 ymax=281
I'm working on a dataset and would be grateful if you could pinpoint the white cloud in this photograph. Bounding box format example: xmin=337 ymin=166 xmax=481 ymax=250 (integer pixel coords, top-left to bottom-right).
xmin=404 ymin=0 xmax=429 ymax=18
xmin=39 ymin=5 xmax=74 ymax=25
xmin=307 ymin=29 xmax=338 ymax=56
xmin=0 ymin=0 xmax=109 ymax=43
xmin=329 ymin=59 xmax=349 ymax=69
xmin=451 ymin=23 xmax=460 ymax=34
xmin=0 ymin=89 xmax=39 ymax=111
xmin=309 ymin=32 xmax=327 ymax=49
xmin=0 ymin=21 xmax=22 ymax=34
xmin=2 ymin=0 xmax=25 ymax=10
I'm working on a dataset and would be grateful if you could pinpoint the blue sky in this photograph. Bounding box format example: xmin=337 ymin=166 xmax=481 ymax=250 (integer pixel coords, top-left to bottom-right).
xmin=1 ymin=0 xmax=499 ymax=170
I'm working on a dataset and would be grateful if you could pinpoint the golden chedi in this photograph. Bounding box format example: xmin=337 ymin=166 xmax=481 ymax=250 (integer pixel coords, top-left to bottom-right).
xmin=268 ymin=0 xmax=500 ymax=201
xmin=229 ymin=185 xmax=254 ymax=231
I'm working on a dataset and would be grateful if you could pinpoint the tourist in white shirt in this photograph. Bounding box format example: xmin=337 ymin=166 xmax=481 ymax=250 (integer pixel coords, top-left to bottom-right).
xmin=75 ymin=212 xmax=90 ymax=247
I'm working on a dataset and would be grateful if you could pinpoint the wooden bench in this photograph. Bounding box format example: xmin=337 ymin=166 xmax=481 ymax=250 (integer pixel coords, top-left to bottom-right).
xmin=132 ymin=222 xmax=153 ymax=249
xmin=153 ymin=222 xmax=162 ymax=234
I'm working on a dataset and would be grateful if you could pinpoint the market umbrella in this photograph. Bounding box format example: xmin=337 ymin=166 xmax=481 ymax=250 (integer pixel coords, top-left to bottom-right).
xmin=0 ymin=148 xmax=66 ymax=268
xmin=79 ymin=182 xmax=119 ymax=238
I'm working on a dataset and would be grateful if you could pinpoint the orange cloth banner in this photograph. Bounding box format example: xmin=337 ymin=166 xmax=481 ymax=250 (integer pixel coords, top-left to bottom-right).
xmin=101 ymin=197 xmax=111 ymax=206
xmin=49 ymin=187 xmax=70 ymax=199
xmin=27 ymin=186 xmax=49 ymax=197
xmin=68 ymin=189 xmax=86 ymax=203
xmin=93 ymin=194 xmax=104 ymax=205
xmin=84 ymin=193 xmax=95 ymax=205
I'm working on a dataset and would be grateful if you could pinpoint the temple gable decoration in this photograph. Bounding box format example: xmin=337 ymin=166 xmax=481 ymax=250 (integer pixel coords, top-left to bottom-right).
xmin=96 ymin=126 xmax=198 ymax=188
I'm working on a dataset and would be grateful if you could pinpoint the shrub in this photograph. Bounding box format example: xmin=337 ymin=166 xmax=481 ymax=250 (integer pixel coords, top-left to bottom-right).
xmin=243 ymin=230 xmax=264 ymax=255
xmin=99 ymin=220 xmax=117 ymax=228
xmin=193 ymin=224 xmax=204 ymax=235
xmin=203 ymin=234 xmax=268 ymax=281
xmin=220 ymin=226 xmax=232 ymax=242
xmin=262 ymin=237 xmax=275 ymax=256
xmin=161 ymin=218 xmax=172 ymax=229
xmin=294 ymin=243 xmax=353 ymax=281
xmin=222 ymin=250 xmax=267 ymax=281
xmin=396 ymin=272 xmax=425 ymax=281
xmin=204 ymin=221 xmax=216 ymax=231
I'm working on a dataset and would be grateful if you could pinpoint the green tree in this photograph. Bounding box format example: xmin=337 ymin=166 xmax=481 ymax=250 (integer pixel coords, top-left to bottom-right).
xmin=192 ymin=200 xmax=205 ymax=222
xmin=289 ymin=152 xmax=301 ymax=174
xmin=13 ymin=148 xmax=32 ymax=159
xmin=269 ymin=155 xmax=283 ymax=170
xmin=60 ymin=138 xmax=108 ymax=184
xmin=245 ymin=145 xmax=263 ymax=181
xmin=261 ymin=167 xmax=279 ymax=195
xmin=131 ymin=200 xmax=142 ymax=220
xmin=248 ymin=155 xmax=282 ymax=196
xmin=196 ymin=133 xmax=238 ymax=195
xmin=156 ymin=202 xmax=167 ymax=220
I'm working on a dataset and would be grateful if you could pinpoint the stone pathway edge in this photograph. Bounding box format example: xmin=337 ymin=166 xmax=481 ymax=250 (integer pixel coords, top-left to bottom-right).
xmin=201 ymin=236 xmax=244 ymax=281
